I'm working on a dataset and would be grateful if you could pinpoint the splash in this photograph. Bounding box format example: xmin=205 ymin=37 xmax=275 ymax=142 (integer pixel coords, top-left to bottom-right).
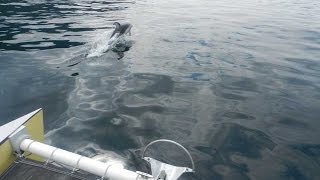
xmin=86 ymin=30 xmax=132 ymax=58
xmin=86 ymin=30 xmax=113 ymax=58
xmin=111 ymin=36 xmax=132 ymax=52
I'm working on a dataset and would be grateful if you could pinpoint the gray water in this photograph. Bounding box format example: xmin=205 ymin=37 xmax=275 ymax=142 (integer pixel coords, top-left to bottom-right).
xmin=1 ymin=0 xmax=320 ymax=179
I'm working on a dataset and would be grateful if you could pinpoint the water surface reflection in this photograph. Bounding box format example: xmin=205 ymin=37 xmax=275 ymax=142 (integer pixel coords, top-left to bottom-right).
xmin=0 ymin=0 xmax=320 ymax=179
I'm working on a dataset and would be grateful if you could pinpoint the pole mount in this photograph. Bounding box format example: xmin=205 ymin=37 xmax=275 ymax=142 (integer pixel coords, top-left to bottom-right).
xmin=142 ymin=139 xmax=195 ymax=180
xmin=9 ymin=126 xmax=30 ymax=154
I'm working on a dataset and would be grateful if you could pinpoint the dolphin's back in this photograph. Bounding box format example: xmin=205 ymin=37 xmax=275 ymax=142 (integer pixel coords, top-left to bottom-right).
xmin=118 ymin=23 xmax=132 ymax=35
xmin=110 ymin=22 xmax=132 ymax=38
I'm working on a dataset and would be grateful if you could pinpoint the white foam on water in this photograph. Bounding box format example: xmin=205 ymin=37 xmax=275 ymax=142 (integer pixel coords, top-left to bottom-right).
xmin=86 ymin=30 xmax=114 ymax=58
xmin=76 ymin=143 xmax=129 ymax=168
xmin=86 ymin=29 xmax=132 ymax=58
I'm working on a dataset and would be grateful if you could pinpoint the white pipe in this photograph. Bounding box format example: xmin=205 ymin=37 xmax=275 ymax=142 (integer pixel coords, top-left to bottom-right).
xmin=20 ymin=139 xmax=151 ymax=180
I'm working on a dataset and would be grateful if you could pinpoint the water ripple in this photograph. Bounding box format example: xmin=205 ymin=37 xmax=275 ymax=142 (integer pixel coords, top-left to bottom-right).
xmin=1 ymin=0 xmax=320 ymax=179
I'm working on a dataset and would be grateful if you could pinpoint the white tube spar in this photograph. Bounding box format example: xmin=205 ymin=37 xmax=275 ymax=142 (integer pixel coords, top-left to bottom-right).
xmin=20 ymin=139 xmax=150 ymax=180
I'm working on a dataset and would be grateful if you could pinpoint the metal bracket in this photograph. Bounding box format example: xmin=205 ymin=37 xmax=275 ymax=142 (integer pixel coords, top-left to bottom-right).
xmin=136 ymin=171 xmax=153 ymax=179
xmin=9 ymin=126 xmax=30 ymax=154
xmin=156 ymin=170 xmax=166 ymax=180
xmin=142 ymin=139 xmax=195 ymax=180
xmin=44 ymin=147 xmax=58 ymax=166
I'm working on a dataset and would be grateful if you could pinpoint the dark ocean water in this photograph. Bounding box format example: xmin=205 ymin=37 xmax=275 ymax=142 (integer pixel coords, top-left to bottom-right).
xmin=1 ymin=0 xmax=320 ymax=179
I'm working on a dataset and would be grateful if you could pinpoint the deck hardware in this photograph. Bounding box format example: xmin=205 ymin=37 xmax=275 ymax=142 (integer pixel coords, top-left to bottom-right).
xmin=142 ymin=139 xmax=195 ymax=180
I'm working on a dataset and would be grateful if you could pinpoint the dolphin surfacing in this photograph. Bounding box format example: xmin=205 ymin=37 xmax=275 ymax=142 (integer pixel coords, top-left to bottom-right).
xmin=110 ymin=22 xmax=132 ymax=39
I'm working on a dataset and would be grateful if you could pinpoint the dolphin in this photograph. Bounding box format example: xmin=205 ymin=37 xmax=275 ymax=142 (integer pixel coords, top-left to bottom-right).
xmin=86 ymin=22 xmax=132 ymax=58
xmin=110 ymin=22 xmax=132 ymax=39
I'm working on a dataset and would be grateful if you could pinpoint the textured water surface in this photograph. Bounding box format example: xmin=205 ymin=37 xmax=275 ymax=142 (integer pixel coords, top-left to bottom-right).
xmin=1 ymin=0 xmax=320 ymax=179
